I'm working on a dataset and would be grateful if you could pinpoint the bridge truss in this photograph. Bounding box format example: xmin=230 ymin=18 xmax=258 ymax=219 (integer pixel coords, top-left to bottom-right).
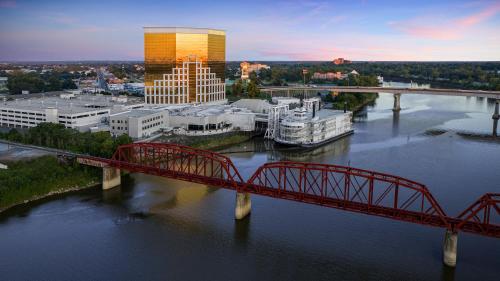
xmin=82 ymin=143 xmax=500 ymax=238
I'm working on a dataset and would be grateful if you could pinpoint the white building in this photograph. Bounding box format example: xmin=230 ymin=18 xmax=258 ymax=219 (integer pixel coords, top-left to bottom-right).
xmin=109 ymin=103 xmax=257 ymax=139
xmin=168 ymin=105 xmax=255 ymax=136
xmin=0 ymin=93 xmax=144 ymax=131
xmin=110 ymin=110 xmax=167 ymax=139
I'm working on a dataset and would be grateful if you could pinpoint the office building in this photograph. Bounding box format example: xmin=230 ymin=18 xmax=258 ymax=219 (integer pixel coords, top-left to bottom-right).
xmin=144 ymin=27 xmax=226 ymax=105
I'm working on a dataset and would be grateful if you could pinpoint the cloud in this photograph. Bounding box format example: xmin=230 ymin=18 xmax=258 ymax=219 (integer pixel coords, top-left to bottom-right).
xmin=390 ymin=2 xmax=500 ymax=40
xmin=0 ymin=0 xmax=16 ymax=8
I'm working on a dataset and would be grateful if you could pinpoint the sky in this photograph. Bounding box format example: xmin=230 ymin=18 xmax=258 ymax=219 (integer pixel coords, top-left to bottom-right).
xmin=1 ymin=0 xmax=500 ymax=61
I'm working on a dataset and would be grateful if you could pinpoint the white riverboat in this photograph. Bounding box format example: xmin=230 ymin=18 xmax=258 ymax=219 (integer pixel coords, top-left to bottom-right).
xmin=275 ymin=105 xmax=353 ymax=148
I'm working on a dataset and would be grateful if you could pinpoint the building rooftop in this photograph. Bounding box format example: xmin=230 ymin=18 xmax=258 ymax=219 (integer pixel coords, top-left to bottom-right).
xmin=1 ymin=94 xmax=144 ymax=115
xmin=143 ymin=27 xmax=225 ymax=35
xmin=231 ymin=99 xmax=271 ymax=113
xmin=168 ymin=104 xmax=253 ymax=117
xmin=111 ymin=109 xmax=161 ymax=118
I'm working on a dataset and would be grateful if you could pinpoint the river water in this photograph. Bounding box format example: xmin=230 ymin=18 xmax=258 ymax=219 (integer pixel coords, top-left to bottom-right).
xmin=1 ymin=89 xmax=499 ymax=281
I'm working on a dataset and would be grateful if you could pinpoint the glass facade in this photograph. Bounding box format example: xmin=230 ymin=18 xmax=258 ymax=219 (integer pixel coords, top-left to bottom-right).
xmin=144 ymin=28 xmax=225 ymax=104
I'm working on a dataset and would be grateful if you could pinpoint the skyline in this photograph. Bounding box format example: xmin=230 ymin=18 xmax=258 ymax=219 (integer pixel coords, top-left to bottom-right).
xmin=1 ymin=0 xmax=500 ymax=62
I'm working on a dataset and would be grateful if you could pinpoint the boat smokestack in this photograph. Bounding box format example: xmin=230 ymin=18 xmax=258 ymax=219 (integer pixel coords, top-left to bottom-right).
xmin=344 ymin=101 xmax=347 ymax=113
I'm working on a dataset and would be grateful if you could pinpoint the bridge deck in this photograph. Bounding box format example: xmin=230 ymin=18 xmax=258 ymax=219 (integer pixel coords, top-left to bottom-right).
xmin=260 ymin=86 xmax=500 ymax=99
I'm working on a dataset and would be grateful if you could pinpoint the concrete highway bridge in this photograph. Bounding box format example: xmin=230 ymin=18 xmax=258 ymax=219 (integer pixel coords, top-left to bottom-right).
xmin=260 ymin=86 xmax=500 ymax=136
xmin=70 ymin=142 xmax=500 ymax=268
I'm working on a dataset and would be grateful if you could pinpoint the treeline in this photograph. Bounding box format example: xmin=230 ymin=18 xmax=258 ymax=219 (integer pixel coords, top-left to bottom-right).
xmin=0 ymin=156 xmax=100 ymax=210
xmin=6 ymin=71 xmax=79 ymax=94
xmin=227 ymin=61 xmax=500 ymax=90
xmin=0 ymin=123 xmax=133 ymax=158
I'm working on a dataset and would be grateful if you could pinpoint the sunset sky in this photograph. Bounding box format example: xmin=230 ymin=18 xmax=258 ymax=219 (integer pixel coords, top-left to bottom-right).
xmin=1 ymin=0 xmax=500 ymax=61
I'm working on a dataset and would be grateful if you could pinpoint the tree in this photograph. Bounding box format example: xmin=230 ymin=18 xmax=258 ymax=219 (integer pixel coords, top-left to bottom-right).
xmin=247 ymin=80 xmax=259 ymax=98
xmin=7 ymin=72 xmax=45 ymax=94
xmin=249 ymin=71 xmax=260 ymax=85
xmin=231 ymin=79 xmax=243 ymax=96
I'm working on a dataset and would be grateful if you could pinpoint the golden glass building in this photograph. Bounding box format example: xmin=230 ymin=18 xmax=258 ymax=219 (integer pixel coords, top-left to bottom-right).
xmin=144 ymin=27 xmax=226 ymax=104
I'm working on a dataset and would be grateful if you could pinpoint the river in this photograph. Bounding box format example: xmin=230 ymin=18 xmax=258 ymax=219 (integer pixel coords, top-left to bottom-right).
xmin=1 ymin=87 xmax=499 ymax=281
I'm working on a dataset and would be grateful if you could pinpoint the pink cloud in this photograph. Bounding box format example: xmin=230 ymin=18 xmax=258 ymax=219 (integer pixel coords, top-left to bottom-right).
xmin=391 ymin=2 xmax=500 ymax=40
xmin=0 ymin=0 xmax=16 ymax=8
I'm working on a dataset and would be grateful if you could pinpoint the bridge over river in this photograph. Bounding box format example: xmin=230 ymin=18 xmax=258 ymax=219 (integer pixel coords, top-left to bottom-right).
xmin=261 ymin=86 xmax=500 ymax=136
xmin=73 ymin=142 xmax=500 ymax=268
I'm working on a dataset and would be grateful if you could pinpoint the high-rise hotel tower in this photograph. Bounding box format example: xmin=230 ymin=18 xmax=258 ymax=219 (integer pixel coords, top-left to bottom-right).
xmin=144 ymin=27 xmax=226 ymax=104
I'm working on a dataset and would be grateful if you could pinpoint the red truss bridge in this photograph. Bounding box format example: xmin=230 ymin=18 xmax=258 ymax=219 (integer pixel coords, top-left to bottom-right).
xmin=77 ymin=142 xmax=499 ymax=267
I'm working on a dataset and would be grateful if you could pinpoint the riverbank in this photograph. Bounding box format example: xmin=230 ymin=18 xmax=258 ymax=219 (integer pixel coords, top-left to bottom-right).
xmin=155 ymin=132 xmax=255 ymax=151
xmin=190 ymin=133 xmax=254 ymax=150
xmin=0 ymin=156 xmax=101 ymax=213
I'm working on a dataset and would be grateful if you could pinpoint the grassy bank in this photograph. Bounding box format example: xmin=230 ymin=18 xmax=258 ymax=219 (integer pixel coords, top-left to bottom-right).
xmin=0 ymin=156 xmax=101 ymax=211
xmin=190 ymin=133 xmax=253 ymax=150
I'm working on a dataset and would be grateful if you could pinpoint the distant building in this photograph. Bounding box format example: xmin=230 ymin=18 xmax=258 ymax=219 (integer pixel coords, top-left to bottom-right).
xmin=312 ymin=70 xmax=359 ymax=80
xmin=108 ymin=83 xmax=125 ymax=91
xmin=333 ymin=58 xmax=351 ymax=65
xmin=144 ymin=27 xmax=226 ymax=105
xmin=240 ymin=62 xmax=270 ymax=80
xmin=312 ymin=72 xmax=343 ymax=80
xmin=124 ymin=83 xmax=145 ymax=95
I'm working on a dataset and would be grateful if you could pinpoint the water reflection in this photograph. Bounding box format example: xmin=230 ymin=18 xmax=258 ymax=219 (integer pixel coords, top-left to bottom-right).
xmin=234 ymin=214 xmax=251 ymax=248
xmin=392 ymin=110 xmax=400 ymax=137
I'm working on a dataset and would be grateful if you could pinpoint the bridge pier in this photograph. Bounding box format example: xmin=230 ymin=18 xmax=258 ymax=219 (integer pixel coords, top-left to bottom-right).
xmin=102 ymin=166 xmax=121 ymax=190
xmin=235 ymin=192 xmax=251 ymax=220
xmin=392 ymin=93 xmax=401 ymax=112
xmin=493 ymin=100 xmax=499 ymax=137
xmin=443 ymin=230 xmax=458 ymax=267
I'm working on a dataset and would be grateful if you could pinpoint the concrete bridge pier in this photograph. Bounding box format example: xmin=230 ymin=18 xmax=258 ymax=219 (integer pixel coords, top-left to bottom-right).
xmin=443 ymin=229 xmax=458 ymax=267
xmin=235 ymin=192 xmax=251 ymax=220
xmin=102 ymin=166 xmax=121 ymax=190
xmin=493 ymin=100 xmax=499 ymax=137
xmin=392 ymin=93 xmax=401 ymax=112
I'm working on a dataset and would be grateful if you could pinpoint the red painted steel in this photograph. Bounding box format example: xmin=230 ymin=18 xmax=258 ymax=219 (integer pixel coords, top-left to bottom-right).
xmin=245 ymin=161 xmax=450 ymax=228
xmin=78 ymin=143 xmax=500 ymax=238
xmin=453 ymin=193 xmax=500 ymax=237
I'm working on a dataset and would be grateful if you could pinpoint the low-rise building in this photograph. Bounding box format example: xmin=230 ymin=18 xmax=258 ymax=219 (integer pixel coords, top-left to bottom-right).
xmin=168 ymin=105 xmax=255 ymax=136
xmin=240 ymin=62 xmax=270 ymax=80
xmin=312 ymin=70 xmax=359 ymax=80
xmin=0 ymin=93 xmax=144 ymax=131
xmin=110 ymin=110 xmax=167 ymax=138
